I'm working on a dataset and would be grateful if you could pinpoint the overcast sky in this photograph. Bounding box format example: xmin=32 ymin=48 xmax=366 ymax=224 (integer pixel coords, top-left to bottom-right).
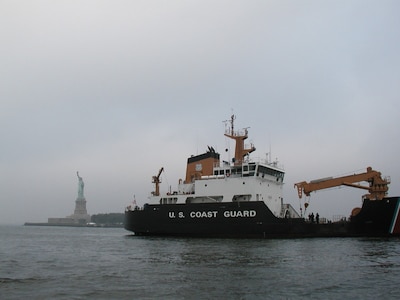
xmin=1 ymin=0 xmax=399 ymax=225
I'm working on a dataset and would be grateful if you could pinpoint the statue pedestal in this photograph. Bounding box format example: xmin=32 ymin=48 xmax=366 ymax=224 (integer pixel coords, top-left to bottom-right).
xmin=69 ymin=197 xmax=91 ymax=224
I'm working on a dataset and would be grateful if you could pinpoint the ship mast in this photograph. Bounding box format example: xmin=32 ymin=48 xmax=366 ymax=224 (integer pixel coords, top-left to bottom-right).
xmin=224 ymin=115 xmax=256 ymax=165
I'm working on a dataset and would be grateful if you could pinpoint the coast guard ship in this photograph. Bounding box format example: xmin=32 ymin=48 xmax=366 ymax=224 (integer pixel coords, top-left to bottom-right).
xmin=125 ymin=115 xmax=400 ymax=238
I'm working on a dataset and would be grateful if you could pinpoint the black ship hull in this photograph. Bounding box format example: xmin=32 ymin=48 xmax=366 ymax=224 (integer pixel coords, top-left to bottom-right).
xmin=124 ymin=197 xmax=400 ymax=238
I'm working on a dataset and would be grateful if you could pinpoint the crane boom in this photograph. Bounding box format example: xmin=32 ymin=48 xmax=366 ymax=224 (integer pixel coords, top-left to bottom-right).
xmin=294 ymin=167 xmax=390 ymax=200
xmin=152 ymin=167 xmax=164 ymax=196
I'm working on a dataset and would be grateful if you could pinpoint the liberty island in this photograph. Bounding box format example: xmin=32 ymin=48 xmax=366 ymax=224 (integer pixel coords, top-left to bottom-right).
xmin=25 ymin=172 xmax=91 ymax=226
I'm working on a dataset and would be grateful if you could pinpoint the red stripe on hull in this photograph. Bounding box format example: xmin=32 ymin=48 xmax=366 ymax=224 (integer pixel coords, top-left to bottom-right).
xmin=390 ymin=201 xmax=400 ymax=234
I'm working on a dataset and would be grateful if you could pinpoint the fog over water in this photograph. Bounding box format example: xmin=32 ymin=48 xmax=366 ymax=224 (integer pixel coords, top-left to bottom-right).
xmin=1 ymin=1 xmax=399 ymax=224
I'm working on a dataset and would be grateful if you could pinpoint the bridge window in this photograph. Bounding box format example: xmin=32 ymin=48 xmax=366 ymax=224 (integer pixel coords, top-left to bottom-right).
xmin=258 ymin=165 xmax=284 ymax=180
xmin=160 ymin=197 xmax=178 ymax=204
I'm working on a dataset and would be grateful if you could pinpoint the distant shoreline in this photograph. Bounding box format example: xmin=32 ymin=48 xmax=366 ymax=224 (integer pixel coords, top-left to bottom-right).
xmin=24 ymin=222 xmax=123 ymax=228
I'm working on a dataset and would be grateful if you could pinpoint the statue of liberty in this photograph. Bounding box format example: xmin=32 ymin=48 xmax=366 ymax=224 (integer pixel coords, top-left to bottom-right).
xmin=77 ymin=171 xmax=85 ymax=198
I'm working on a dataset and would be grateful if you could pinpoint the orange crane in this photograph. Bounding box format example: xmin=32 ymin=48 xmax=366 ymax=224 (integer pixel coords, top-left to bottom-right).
xmin=294 ymin=167 xmax=390 ymax=201
xmin=152 ymin=167 xmax=164 ymax=196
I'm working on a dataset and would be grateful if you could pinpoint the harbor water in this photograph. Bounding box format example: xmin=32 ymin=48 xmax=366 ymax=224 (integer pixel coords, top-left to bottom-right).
xmin=1 ymin=225 xmax=400 ymax=299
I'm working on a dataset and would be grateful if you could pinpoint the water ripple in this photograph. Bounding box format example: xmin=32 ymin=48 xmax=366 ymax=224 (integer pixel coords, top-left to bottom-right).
xmin=1 ymin=226 xmax=400 ymax=299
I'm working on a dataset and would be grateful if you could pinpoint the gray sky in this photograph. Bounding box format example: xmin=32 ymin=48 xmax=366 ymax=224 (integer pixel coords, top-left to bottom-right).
xmin=1 ymin=0 xmax=399 ymax=225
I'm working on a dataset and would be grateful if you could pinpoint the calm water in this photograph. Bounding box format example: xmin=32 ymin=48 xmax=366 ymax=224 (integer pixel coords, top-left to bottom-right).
xmin=1 ymin=225 xmax=400 ymax=299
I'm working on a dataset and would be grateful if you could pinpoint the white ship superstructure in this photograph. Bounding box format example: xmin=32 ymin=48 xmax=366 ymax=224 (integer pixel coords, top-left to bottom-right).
xmin=146 ymin=115 xmax=299 ymax=219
